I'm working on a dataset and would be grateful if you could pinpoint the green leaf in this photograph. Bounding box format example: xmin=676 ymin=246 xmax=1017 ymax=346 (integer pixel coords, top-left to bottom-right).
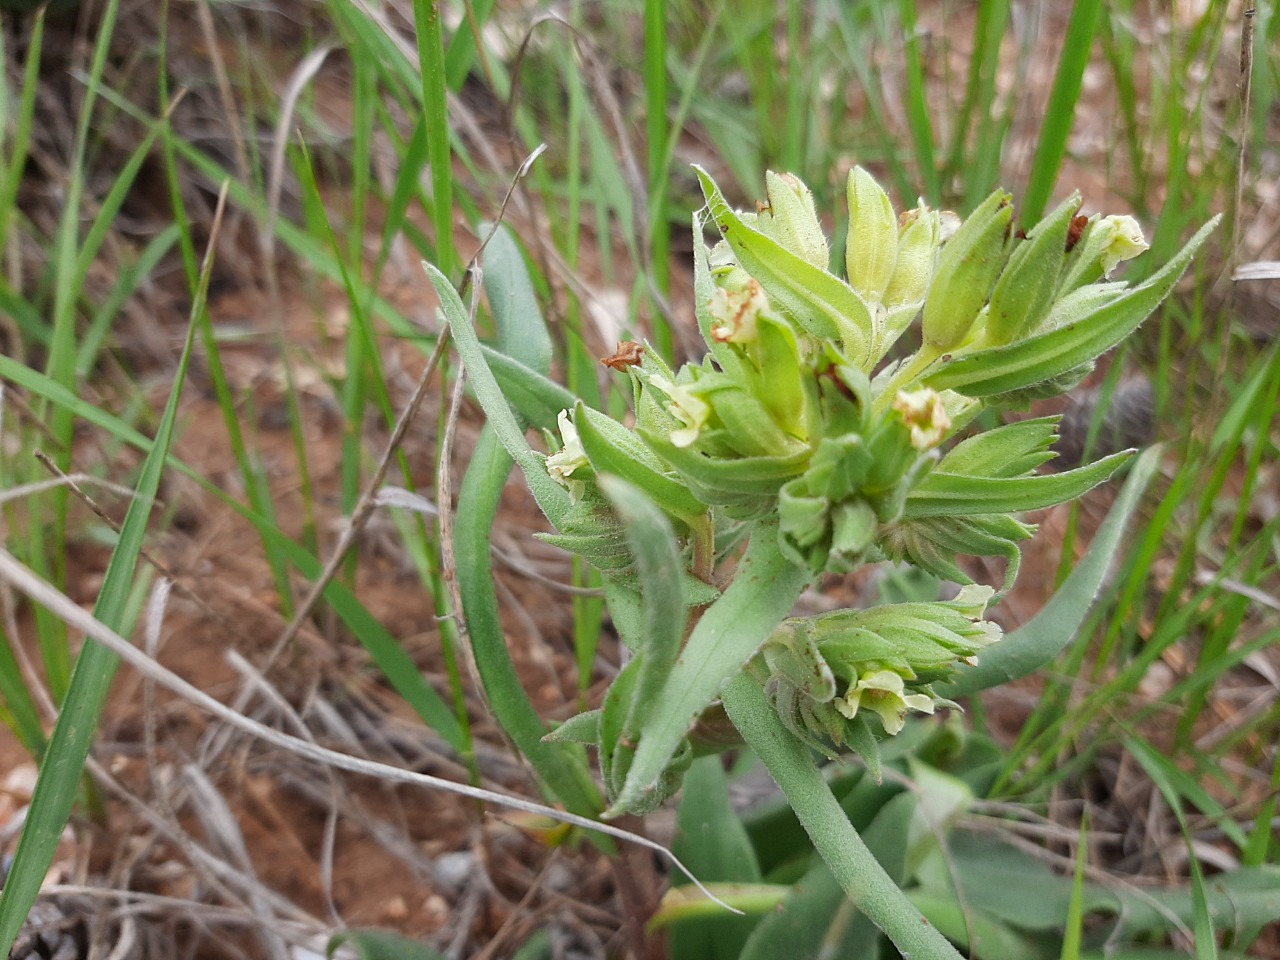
xmin=579 ymin=405 xmax=709 ymax=522
xmin=986 ymin=194 xmax=1078 ymax=344
xmin=1127 ymin=737 xmax=1221 ymax=960
xmin=612 ymin=529 xmax=811 ymax=815
xmin=721 ymin=673 xmax=965 ymax=959
xmin=543 ymin=709 xmax=601 ymax=744
xmin=640 ymin=428 xmax=812 ymax=499
xmin=924 ymin=827 xmax=1280 ymax=944
xmin=424 ymin=262 xmax=571 ymax=526
xmin=328 ymin=929 xmax=447 ymax=960
xmin=936 ymin=445 xmax=1159 ymax=699
xmin=481 ymin=344 xmax=576 ymax=431
xmin=903 ymin=450 xmax=1132 ymax=518
xmin=510 ymin=929 xmax=553 ymax=960
xmin=937 ymin=416 xmax=1061 ymax=478
xmin=669 ymin=757 xmax=764 ymax=960
xmin=1062 ymin=818 xmax=1089 ymax=960
xmin=600 ymin=655 xmax=645 ymax=798
xmin=452 ymin=251 xmax=602 ymax=818
xmin=926 ymin=217 xmax=1219 ymax=396
xmin=908 ymin=891 xmax=1046 ymax=958
xmin=597 ymin=475 xmax=687 ymax=741
xmin=0 ymin=172 xmax=199 ymax=954
xmin=455 ymin=429 xmax=602 ymax=818
xmin=740 ymin=789 xmax=917 ymax=960
xmin=695 ymin=166 xmax=875 ymax=364
xmin=482 ymin=224 xmax=553 ymax=373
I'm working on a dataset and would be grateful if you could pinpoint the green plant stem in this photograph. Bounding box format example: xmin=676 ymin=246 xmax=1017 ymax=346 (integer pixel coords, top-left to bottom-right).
xmin=721 ymin=673 xmax=964 ymax=960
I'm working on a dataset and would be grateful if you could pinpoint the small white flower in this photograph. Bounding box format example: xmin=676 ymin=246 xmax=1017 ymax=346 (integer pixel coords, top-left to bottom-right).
xmin=1098 ymin=215 xmax=1148 ymax=276
xmin=709 ymin=280 xmax=768 ymax=344
xmin=649 ymin=375 xmax=711 ymax=448
xmin=892 ymin=387 xmax=951 ymax=450
xmin=545 ymin=409 xmax=589 ymax=500
xmin=835 ymin=668 xmax=935 ymax=735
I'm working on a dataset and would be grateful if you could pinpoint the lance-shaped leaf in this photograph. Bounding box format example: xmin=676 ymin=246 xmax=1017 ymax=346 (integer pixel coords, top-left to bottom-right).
xmin=484 ymin=224 xmax=553 ymax=374
xmin=451 ymin=252 xmax=603 ymax=820
xmin=937 ymin=416 xmax=1061 ymax=478
xmin=921 ymin=188 xmax=1013 ymax=351
xmin=601 ymin=654 xmax=645 ymax=798
xmin=695 ymin=166 xmax=874 ymax=364
xmin=882 ymin=513 xmax=1034 ymax=596
xmin=926 ymin=217 xmax=1218 ymax=397
xmin=544 ymin=709 xmax=601 ymax=744
xmin=936 ymin=446 xmax=1158 ymax=698
xmin=845 ymin=165 xmax=899 ymax=303
xmin=760 ymin=170 xmax=830 ymax=270
xmin=641 ymin=428 xmax=814 ymax=499
xmin=903 ymin=450 xmax=1131 ymax=518
xmin=482 ymin=344 xmax=578 ymax=431
xmin=611 ymin=528 xmax=812 ymax=815
xmin=597 ymin=475 xmax=689 ymax=742
xmin=576 ymin=403 xmax=709 ymax=522
xmin=425 ymin=262 xmax=572 ymax=526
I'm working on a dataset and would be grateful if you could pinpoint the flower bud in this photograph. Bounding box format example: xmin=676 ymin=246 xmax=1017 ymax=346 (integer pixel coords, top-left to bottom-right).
xmin=921 ymin=189 xmax=1013 ymax=351
xmin=759 ymin=171 xmax=830 ymax=270
xmin=845 ymin=166 xmax=900 ymax=303
xmin=883 ymin=204 xmax=941 ymax=307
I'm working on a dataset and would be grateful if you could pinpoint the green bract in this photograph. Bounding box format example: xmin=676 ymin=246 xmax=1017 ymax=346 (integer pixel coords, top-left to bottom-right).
xmin=446 ymin=166 xmax=1215 ymax=813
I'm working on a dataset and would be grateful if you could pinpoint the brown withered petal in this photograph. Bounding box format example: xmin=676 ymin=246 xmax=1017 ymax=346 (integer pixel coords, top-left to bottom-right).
xmin=600 ymin=340 xmax=645 ymax=371
xmin=1065 ymin=214 xmax=1090 ymax=253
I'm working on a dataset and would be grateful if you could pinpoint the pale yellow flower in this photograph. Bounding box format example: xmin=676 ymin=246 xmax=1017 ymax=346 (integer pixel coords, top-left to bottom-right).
xmin=545 ymin=409 xmax=589 ymax=500
xmin=709 ymin=280 xmax=768 ymax=344
xmin=650 ymin=375 xmax=711 ymax=448
xmin=892 ymin=387 xmax=951 ymax=450
xmin=835 ymin=668 xmax=935 ymax=735
xmin=1098 ymin=215 xmax=1148 ymax=276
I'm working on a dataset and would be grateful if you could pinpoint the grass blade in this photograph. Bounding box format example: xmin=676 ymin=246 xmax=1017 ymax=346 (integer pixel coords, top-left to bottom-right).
xmin=413 ymin=0 xmax=457 ymax=278
xmin=0 ymin=179 xmax=213 ymax=955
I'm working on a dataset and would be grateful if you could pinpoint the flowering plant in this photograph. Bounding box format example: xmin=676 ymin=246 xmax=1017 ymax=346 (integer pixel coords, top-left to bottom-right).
xmin=429 ymin=168 xmax=1215 ymax=958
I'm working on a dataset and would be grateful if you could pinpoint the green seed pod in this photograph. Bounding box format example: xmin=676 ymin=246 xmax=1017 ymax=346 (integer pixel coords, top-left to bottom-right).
xmin=921 ymin=189 xmax=1013 ymax=351
xmin=883 ymin=204 xmax=941 ymax=308
xmin=845 ymin=166 xmax=900 ymax=304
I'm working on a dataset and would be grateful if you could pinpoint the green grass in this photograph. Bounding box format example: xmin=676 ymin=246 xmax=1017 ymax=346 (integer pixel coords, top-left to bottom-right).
xmin=0 ymin=0 xmax=1275 ymax=956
